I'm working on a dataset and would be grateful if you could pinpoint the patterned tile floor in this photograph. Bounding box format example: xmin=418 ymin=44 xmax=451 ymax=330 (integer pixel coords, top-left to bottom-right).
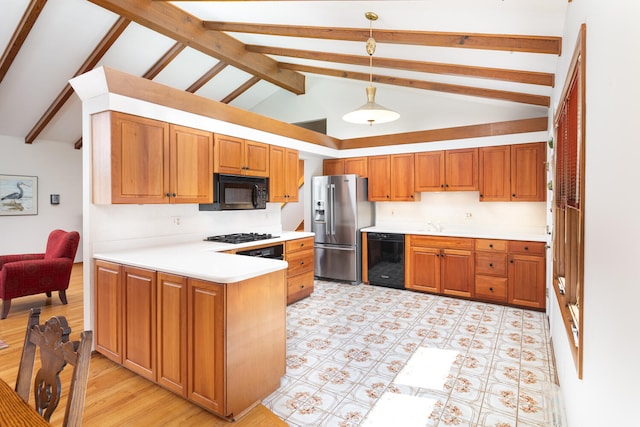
xmin=263 ymin=279 xmax=559 ymax=427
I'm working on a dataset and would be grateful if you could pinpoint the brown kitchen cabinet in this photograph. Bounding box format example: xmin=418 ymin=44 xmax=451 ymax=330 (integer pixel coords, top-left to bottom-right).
xmin=479 ymin=143 xmax=546 ymax=202
xmin=285 ymin=236 xmax=314 ymax=304
xmin=406 ymin=235 xmax=475 ymax=298
xmin=214 ymin=134 xmax=269 ymax=177
xmin=94 ymin=259 xmax=286 ymax=419
xmin=157 ymin=272 xmax=188 ymax=396
xmin=508 ymin=241 xmax=546 ymax=309
xmin=270 ymin=145 xmax=299 ymax=202
xmin=368 ymin=154 xmax=416 ymax=201
xmin=94 ymin=260 xmax=123 ymax=364
xmin=323 ymin=157 xmax=368 ymax=177
xmin=415 ymin=148 xmax=478 ymax=192
xmin=122 ymin=265 xmax=157 ymax=381
xmin=91 ymin=111 xmax=213 ymax=204
xmin=474 ymin=239 xmax=509 ymax=303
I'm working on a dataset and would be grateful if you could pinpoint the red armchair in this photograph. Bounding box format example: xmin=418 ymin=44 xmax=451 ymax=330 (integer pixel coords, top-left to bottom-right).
xmin=0 ymin=229 xmax=80 ymax=319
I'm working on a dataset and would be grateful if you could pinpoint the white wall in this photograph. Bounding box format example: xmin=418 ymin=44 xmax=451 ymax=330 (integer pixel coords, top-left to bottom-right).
xmin=549 ymin=2 xmax=640 ymax=426
xmin=0 ymin=135 xmax=82 ymax=261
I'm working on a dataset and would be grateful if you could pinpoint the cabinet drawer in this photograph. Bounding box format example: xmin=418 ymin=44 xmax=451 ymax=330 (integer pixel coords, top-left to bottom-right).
xmin=287 ymin=271 xmax=314 ymax=304
xmin=410 ymin=235 xmax=474 ymax=250
xmin=475 ymin=239 xmax=508 ymax=252
xmin=285 ymin=237 xmax=314 ymax=254
xmin=475 ymin=276 xmax=508 ymax=302
xmin=287 ymin=249 xmax=314 ymax=277
xmin=475 ymin=253 xmax=508 ymax=277
xmin=508 ymin=241 xmax=545 ymax=256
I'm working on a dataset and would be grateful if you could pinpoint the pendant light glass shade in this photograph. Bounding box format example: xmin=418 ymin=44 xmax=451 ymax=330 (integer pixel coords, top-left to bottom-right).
xmin=342 ymin=86 xmax=400 ymax=125
xmin=343 ymin=12 xmax=399 ymax=126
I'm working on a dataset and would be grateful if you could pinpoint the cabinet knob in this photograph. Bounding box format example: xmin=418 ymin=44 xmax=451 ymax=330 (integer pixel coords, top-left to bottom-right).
xmin=300 ymin=261 xmax=304 ymax=265
xmin=172 ymin=193 xmax=176 ymax=197
xmin=510 ymin=259 xmax=514 ymax=263
xmin=301 ymin=285 xmax=305 ymax=288
xmin=489 ymin=287 xmax=494 ymax=292
xmin=489 ymin=263 xmax=494 ymax=267
xmin=524 ymin=246 xmax=529 ymax=251
xmin=512 ymin=194 xmax=516 ymax=197
xmin=489 ymin=244 xmax=493 ymax=248
xmin=480 ymin=194 xmax=484 ymax=198
xmin=441 ymin=184 xmax=445 ymax=188
xmin=386 ymin=195 xmax=390 ymax=199
xmin=410 ymin=194 xmax=414 ymax=199
xmin=166 ymin=192 xmax=170 ymax=197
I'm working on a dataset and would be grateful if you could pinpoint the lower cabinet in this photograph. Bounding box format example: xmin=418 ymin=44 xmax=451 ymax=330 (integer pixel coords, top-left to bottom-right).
xmin=94 ymin=259 xmax=286 ymax=419
xmin=403 ymin=236 xmax=546 ymax=310
xmin=285 ymin=237 xmax=314 ymax=304
xmin=406 ymin=235 xmax=475 ymax=298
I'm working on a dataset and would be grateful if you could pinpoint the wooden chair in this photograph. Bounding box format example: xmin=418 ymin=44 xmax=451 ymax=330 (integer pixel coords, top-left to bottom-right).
xmin=15 ymin=308 xmax=93 ymax=426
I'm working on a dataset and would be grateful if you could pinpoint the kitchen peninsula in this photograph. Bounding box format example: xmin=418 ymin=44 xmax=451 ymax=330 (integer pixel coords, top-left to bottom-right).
xmin=92 ymin=232 xmax=311 ymax=420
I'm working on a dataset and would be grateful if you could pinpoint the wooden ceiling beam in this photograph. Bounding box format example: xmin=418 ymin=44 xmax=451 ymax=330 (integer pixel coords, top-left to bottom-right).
xmin=247 ymin=45 xmax=554 ymax=87
xmin=204 ymin=22 xmax=562 ymax=55
xmin=186 ymin=61 xmax=228 ymax=93
xmin=281 ymin=63 xmax=549 ymax=107
xmin=0 ymin=0 xmax=48 ymax=85
xmin=88 ymin=0 xmax=305 ymax=94
xmin=143 ymin=42 xmax=186 ymax=79
xmin=25 ymin=16 xmax=130 ymax=144
xmin=221 ymin=76 xmax=261 ymax=104
xmin=340 ymin=117 xmax=548 ymax=150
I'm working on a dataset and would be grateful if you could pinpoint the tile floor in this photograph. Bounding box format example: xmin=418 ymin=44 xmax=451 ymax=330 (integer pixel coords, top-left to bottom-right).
xmin=263 ymin=279 xmax=561 ymax=427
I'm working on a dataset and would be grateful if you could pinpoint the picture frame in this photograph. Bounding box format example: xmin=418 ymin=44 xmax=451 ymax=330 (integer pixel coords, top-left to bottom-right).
xmin=0 ymin=174 xmax=38 ymax=216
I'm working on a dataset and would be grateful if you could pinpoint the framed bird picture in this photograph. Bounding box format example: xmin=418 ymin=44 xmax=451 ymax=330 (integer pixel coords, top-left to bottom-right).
xmin=0 ymin=175 xmax=38 ymax=216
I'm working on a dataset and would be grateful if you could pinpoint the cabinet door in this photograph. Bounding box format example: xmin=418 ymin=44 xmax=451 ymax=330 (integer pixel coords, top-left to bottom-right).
xmin=123 ymin=266 xmax=157 ymax=381
xmin=479 ymin=145 xmax=511 ymax=201
xmin=187 ymin=279 xmax=226 ymax=415
xmin=285 ymin=148 xmax=299 ymax=202
xmin=323 ymin=159 xmax=345 ymax=175
xmin=441 ymin=249 xmax=474 ymax=298
xmin=415 ymin=151 xmax=445 ymax=192
xmin=244 ymin=140 xmax=270 ymax=177
xmin=269 ymin=145 xmax=286 ymax=202
xmin=445 ymin=148 xmax=478 ymax=191
xmin=111 ymin=112 xmax=170 ymax=203
xmin=214 ymin=134 xmax=244 ymax=175
xmin=344 ymin=157 xmax=368 ymax=177
xmin=508 ymin=254 xmax=546 ymax=309
xmin=94 ymin=260 xmax=123 ymax=363
xmin=157 ymin=273 xmax=187 ymax=396
xmin=511 ymin=142 xmax=546 ymax=201
xmin=390 ymin=153 xmax=415 ymax=201
xmin=367 ymin=155 xmax=391 ymax=201
xmin=406 ymin=246 xmax=441 ymax=293
xmin=170 ymin=125 xmax=213 ymax=204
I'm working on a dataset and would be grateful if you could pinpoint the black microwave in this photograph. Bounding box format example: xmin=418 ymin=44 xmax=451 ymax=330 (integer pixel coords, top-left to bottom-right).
xmin=199 ymin=174 xmax=269 ymax=211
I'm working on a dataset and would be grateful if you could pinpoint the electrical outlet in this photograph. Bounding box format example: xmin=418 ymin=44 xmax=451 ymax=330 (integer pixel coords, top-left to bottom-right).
xmin=172 ymin=216 xmax=181 ymax=226
xmin=465 ymin=212 xmax=473 ymax=219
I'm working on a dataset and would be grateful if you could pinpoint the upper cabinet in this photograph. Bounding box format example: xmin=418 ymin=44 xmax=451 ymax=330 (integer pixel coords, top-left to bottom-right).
xmin=415 ymin=148 xmax=478 ymax=192
xmin=323 ymin=157 xmax=368 ymax=177
xmin=91 ymin=111 xmax=213 ymax=204
xmin=214 ymin=134 xmax=269 ymax=177
xmin=270 ymin=146 xmax=299 ymax=202
xmin=368 ymin=154 xmax=416 ymax=201
xmin=479 ymin=142 xmax=546 ymax=202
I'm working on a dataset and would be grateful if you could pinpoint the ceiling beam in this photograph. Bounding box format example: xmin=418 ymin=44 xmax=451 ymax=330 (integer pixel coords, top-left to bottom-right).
xmin=25 ymin=16 xmax=131 ymax=144
xmin=221 ymin=76 xmax=261 ymax=104
xmin=204 ymin=22 xmax=562 ymax=55
xmin=0 ymin=0 xmax=48 ymax=85
xmin=88 ymin=0 xmax=305 ymax=94
xmin=143 ymin=42 xmax=186 ymax=79
xmin=281 ymin=63 xmax=550 ymax=107
xmin=340 ymin=117 xmax=548 ymax=150
xmin=247 ymin=45 xmax=554 ymax=87
xmin=186 ymin=61 xmax=228 ymax=93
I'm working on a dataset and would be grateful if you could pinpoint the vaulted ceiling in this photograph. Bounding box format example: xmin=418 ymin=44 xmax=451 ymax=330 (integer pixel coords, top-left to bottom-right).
xmin=0 ymin=0 xmax=567 ymax=149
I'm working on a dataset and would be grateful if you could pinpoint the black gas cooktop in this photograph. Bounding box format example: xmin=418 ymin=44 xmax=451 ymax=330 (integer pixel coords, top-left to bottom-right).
xmin=204 ymin=233 xmax=277 ymax=244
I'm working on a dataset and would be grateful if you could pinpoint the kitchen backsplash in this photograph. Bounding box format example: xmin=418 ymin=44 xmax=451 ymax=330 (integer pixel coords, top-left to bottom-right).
xmin=375 ymin=191 xmax=546 ymax=231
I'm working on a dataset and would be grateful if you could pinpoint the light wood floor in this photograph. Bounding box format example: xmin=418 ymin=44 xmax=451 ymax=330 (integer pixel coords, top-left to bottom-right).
xmin=0 ymin=263 xmax=287 ymax=427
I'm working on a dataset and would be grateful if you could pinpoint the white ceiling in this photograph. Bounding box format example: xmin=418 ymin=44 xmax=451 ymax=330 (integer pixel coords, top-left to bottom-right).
xmin=0 ymin=0 xmax=568 ymax=146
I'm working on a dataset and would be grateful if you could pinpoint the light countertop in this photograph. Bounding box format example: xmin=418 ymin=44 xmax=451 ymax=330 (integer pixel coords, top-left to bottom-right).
xmin=93 ymin=231 xmax=314 ymax=284
xmin=361 ymin=225 xmax=547 ymax=242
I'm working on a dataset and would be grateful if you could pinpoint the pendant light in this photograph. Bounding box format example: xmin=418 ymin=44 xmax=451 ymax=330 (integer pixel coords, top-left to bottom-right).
xmin=342 ymin=12 xmax=399 ymax=126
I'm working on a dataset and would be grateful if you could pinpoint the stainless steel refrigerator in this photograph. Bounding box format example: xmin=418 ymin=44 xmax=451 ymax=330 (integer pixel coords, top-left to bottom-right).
xmin=312 ymin=174 xmax=374 ymax=284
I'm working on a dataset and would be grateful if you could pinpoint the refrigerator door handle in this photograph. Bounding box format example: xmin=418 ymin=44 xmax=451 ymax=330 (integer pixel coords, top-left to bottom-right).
xmin=330 ymin=183 xmax=336 ymax=235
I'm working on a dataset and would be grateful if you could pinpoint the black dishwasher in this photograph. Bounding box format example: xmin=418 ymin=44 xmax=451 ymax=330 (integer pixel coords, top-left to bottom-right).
xmin=367 ymin=233 xmax=405 ymax=289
